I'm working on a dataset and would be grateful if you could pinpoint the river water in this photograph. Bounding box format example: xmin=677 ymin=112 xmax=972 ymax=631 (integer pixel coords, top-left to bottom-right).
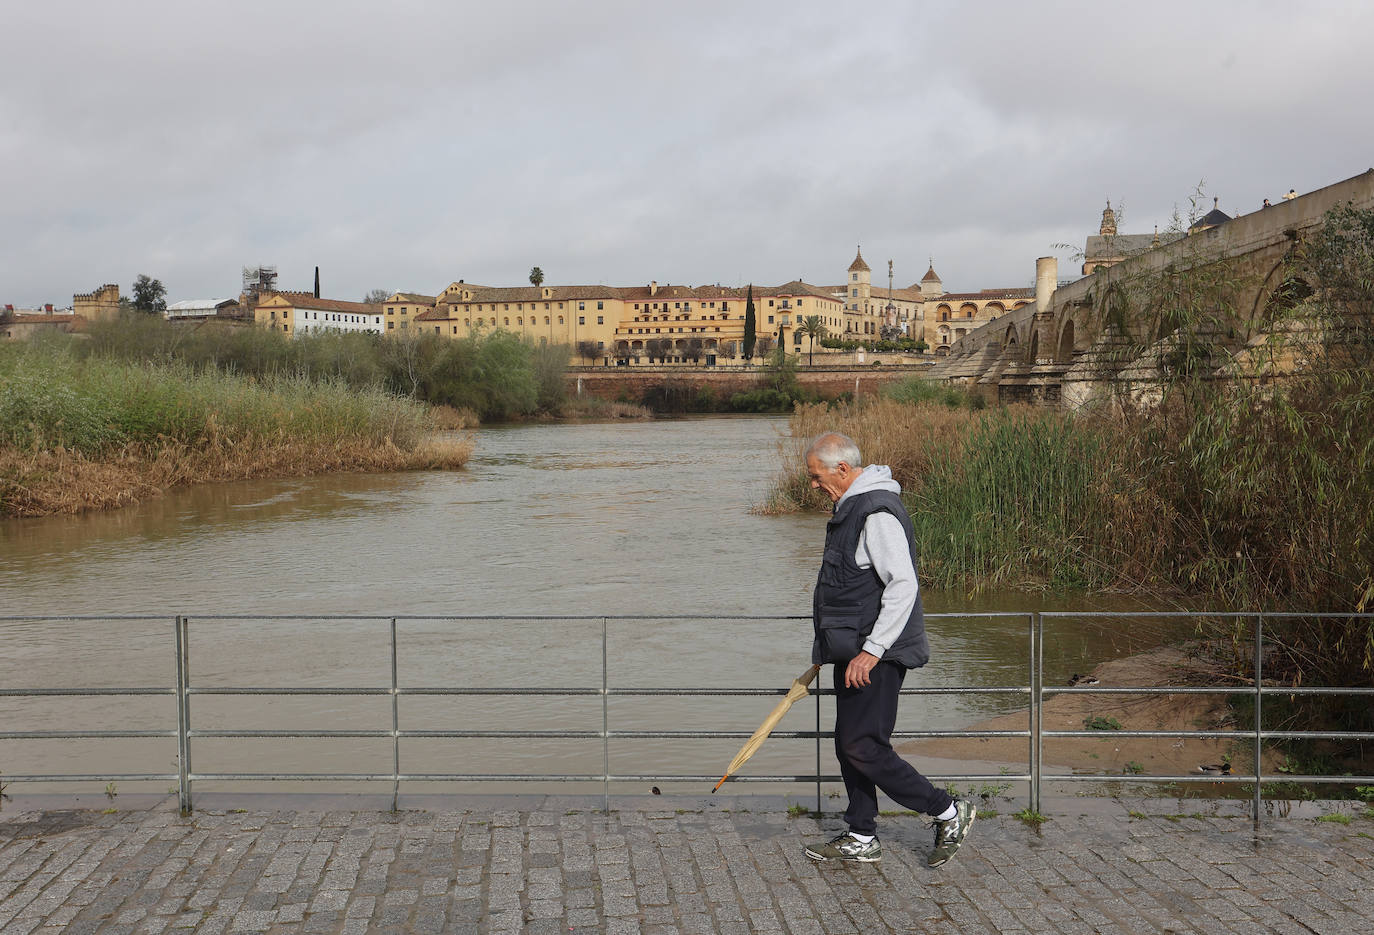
xmin=0 ymin=416 xmax=1177 ymax=798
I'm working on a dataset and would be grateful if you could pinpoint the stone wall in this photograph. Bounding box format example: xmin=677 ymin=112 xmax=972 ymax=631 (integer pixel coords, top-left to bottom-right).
xmin=567 ymin=365 xmax=933 ymax=401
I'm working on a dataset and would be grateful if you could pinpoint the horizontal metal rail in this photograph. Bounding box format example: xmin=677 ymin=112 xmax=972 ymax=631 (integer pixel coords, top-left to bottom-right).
xmin=1 ymin=612 xmax=1370 ymax=824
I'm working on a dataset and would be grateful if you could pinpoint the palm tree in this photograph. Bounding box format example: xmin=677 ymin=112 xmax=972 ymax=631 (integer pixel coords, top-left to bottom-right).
xmin=798 ymin=315 xmax=828 ymax=366
xmin=529 ymin=267 xmax=544 ymax=288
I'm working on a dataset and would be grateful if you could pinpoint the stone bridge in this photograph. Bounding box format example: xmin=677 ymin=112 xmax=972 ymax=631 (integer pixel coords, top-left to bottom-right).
xmin=927 ymin=169 xmax=1374 ymax=406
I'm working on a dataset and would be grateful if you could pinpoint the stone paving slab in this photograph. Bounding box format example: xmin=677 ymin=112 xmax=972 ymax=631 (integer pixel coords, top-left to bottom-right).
xmin=1 ymin=799 xmax=1372 ymax=934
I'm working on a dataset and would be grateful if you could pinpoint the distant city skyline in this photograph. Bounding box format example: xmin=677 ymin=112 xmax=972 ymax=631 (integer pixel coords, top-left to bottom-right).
xmin=4 ymin=1 xmax=1371 ymax=307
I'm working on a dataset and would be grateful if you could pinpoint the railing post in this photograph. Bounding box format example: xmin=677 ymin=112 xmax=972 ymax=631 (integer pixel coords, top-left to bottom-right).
xmin=175 ymin=615 xmax=192 ymax=814
xmin=391 ymin=617 xmax=400 ymax=813
xmin=602 ymin=617 xmax=610 ymax=813
xmin=815 ymin=672 xmax=822 ymax=815
xmin=1254 ymin=612 xmax=1264 ymax=825
xmin=1031 ymin=612 xmax=1042 ymax=816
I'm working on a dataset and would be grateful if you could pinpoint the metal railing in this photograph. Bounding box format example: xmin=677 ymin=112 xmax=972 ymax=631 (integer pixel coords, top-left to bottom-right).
xmin=2 ymin=612 xmax=1372 ymax=822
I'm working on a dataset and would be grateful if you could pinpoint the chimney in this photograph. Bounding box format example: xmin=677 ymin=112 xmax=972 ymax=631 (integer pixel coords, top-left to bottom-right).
xmin=314 ymin=267 xmax=320 ymax=299
xmin=649 ymin=281 xmax=658 ymax=296
xmin=1035 ymin=257 xmax=1057 ymax=314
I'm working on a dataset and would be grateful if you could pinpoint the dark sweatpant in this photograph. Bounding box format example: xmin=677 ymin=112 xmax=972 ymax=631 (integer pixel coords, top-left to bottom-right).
xmin=833 ymin=660 xmax=953 ymax=835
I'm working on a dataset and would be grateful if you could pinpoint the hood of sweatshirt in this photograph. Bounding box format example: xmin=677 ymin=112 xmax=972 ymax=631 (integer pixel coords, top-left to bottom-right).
xmin=835 ymin=464 xmax=902 ymax=509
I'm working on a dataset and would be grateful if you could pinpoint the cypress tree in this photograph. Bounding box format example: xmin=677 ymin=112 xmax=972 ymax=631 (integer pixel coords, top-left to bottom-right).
xmin=743 ymin=284 xmax=757 ymax=360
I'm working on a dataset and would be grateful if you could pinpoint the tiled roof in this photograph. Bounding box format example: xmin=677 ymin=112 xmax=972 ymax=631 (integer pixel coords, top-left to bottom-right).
xmin=10 ymin=313 xmax=77 ymax=324
xmin=921 ymin=265 xmax=942 ymax=283
xmin=390 ymin=293 xmax=437 ymax=304
xmin=933 ymin=289 xmax=1034 ymax=302
xmin=848 ymin=248 xmax=870 ymax=273
xmin=434 ymin=281 xmax=844 ymax=305
xmin=261 ymin=293 xmax=382 ymax=314
xmin=870 ymin=285 xmax=926 ymax=303
xmin=438 ymin=284 xmax=625 ymax=305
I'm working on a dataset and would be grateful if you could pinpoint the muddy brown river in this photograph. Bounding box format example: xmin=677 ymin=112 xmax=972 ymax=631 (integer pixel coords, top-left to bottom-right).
xmin=1 ymin=416 xmax=1178 ymax=799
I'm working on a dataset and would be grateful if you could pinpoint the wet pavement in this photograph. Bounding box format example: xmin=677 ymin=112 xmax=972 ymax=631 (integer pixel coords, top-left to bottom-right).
xmin=2 ymin=796 xmax=1372 ymax=934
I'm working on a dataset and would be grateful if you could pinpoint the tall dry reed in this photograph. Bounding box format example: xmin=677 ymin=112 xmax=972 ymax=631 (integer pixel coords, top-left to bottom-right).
xmin=0 ymin=344 xmax=472 ymax=517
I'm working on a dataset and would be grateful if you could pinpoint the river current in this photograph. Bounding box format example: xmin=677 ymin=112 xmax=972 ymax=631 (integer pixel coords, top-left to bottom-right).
xmin=1 ymin=416 xmax=1171 ymax=797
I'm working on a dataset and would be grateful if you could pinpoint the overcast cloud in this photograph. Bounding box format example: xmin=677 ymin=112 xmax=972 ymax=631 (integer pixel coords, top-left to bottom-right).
xmin=3 ymin=0 xmax=1372 ymax=307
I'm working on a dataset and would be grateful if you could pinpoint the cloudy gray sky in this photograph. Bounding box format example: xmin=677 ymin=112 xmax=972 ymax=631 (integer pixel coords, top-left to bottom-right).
xmin=4 ymin=0 xmax=1371 ymax=308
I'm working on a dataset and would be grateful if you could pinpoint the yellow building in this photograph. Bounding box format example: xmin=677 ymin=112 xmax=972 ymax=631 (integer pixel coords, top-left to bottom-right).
xmin=610 ymin=281 xmax=844 ymax=362
xmin=413 ymin=283 xmax=624 ymax=357
xmin=381 ymin=293 xmax=439 ymax=333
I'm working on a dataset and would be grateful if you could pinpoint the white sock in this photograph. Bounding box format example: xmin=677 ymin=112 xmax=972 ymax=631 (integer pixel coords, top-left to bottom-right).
xmin=934 ymin=804 xmax=957 ymax=821
xmin=849 ymin=832 xmax=875 ymax=843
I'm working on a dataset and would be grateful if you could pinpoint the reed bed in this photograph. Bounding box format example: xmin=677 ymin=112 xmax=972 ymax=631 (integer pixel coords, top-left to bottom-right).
xmin=0 ymin=345 xmax=472 ymax=517
xmin=758 ymin=398 xmax=979 ymax=514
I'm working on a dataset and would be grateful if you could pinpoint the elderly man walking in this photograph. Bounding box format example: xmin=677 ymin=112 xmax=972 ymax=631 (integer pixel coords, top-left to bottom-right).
xmin=801 ymin=432 xmax=975 ymax=867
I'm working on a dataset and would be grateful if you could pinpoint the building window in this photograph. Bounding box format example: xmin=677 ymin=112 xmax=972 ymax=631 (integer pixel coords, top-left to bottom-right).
xmin=578 ymin=301 xmax=586 ymax=310
xmin=596 ymin=301 xmax=603 ymax=310
xmin=578 ymin=316 xmax=586 ymax=325
xmin=596 ymin=315 xmax=604 ymax=324
xmin=504 ymin=317 xmax=510 ymax=325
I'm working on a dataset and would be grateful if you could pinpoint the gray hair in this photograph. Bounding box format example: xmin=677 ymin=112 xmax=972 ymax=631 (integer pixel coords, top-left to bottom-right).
xmin=806 ymin=432 xmax=863 ymax=470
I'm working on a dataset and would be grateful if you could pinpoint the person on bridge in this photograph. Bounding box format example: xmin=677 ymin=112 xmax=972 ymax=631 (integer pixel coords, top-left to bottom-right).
xmin=800 ymin=432 xmax=975 ymax=867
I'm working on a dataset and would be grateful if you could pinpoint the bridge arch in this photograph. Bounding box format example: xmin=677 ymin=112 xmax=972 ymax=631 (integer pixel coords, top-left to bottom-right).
xmin=1057 ymin=320 xmax=1075 ymax=363
xmin=1250 ymin=250 xmax=1314 ymax=328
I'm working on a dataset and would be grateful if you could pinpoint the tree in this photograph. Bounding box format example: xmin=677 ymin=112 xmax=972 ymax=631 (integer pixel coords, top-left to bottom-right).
xmin=576 ymin=339 xmax=599 ymax=363
xmin=131 ymin=275 xmax=166 ymax=314
xmin=754 ymin=335 xmax=775 ymax=358
xmin=646 ymin=337 xmax=670 ymax=362
xmin=718 ymin=340 xmax=737 ymax=360
xmin=798 ymin=315 xmax=828 ymax=366
xmin=529 ymin=267 xmax=544 ymax=288
xmin=687 ymin=337 xmax=704 ymax=362
xmin=363 ymin=289 xmax=391 ymax=304
xmin=743 ymin=285 xmax=757 ymax=361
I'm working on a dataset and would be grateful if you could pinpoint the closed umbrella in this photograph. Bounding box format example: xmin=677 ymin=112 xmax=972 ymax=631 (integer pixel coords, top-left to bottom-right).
xmin=712 ymin=664 xmax=821 ymax=792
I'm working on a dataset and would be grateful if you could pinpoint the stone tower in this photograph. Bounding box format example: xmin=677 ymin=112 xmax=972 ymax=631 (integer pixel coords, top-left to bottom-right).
xmin=919 ymin=260 xmax=943 ymax=298
xmin=1099 ymin=201 xmax=1117 ymax=237
xmin=847 ymin=246 xmax=871 ymax=312
xmin=73 ymin=283 xmax=120 ymax=322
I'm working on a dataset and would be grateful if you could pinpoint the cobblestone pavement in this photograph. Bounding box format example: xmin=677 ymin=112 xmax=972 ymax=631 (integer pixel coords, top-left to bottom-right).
xmin=2 ymin=799 xmax=1372 ymax=934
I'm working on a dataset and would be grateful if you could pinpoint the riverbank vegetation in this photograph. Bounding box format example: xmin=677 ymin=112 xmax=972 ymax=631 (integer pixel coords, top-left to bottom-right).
xmin=764 ymin=204 xmax=1374 ymax=773
xmin=625 ymin=347 xmax=837 ymax=414
xmin=82 ymin=316 xmax=571 ymax=423
xmin=0 ymin=342 xmax=472 ymax=517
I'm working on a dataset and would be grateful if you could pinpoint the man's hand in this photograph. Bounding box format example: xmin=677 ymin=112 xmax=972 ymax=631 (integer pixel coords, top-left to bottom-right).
xmin=844 ymin=651 xmax=879 ymax=688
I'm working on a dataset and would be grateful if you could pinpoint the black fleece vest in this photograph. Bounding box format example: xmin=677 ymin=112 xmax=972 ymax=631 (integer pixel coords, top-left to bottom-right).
xmin=811 ymin=487 xmax=929 ymax=669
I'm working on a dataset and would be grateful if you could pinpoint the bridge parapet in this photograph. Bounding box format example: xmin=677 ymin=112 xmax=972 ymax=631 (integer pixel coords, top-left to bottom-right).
xmin=936 ymin=169 xmax=1374 ymax=406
